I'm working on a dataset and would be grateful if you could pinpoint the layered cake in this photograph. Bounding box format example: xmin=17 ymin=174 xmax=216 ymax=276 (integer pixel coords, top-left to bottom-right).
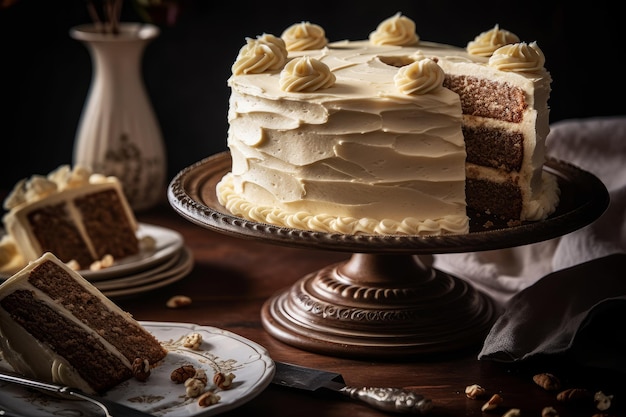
xmin=217 ymin=13 xmax=560 ymax=235
xmin=1 ymin=165 xmax=139 ymax=270
xmin=0 ymin=252 xmax=168 ymax=394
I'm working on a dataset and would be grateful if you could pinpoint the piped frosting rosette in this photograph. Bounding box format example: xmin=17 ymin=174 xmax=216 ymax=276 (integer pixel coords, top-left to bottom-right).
xmin=369 ymin=12 xmax=419 ymax=46
xmin=232 ymin=33 xmax=288 ymax=75
xmin=281 ymin=21 xmax=328 ymax=51
xmin=466 ymin=24 xmax=520 ymax=57
xmin=279 ymin=56 xmax=336 ymax=92
xmin=488 ymin=41 xmax=546 ymax=72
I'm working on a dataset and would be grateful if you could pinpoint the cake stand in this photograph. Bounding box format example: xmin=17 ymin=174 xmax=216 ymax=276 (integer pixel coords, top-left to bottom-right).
xmin=168 ymin=152 xmax=609 ymax=359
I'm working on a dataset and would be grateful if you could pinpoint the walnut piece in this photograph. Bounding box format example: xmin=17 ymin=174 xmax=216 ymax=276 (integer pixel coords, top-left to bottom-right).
xmin=481 ymin=393 xmax=503 ymax=412
xmin=542 ymin=406 xmax=559 ymax=417
xmin=183 ymin=332 xmax=203 ymax=350
xmin=556 ymin=388 xmax=592 ymax=403
xmin=132 ymin=358 xmax=151 ymax=382
xmin=198 ymin=390 xmax=221 ymax=407
xmin=185 ymin=376 xmax=207 ymax=398
xmin=464 ymin=383 xmax=486 ymax=399
xmin=170 ymin=365 xmax=196 ymax=383
xmin=213 ymin=372 xmax=236 ymax=390
xmin=166 ymin=295 xmax=193 ymax=309
xmin=533 ymin=373 xmax=561 ymax=391
xmin=594 ymin=391 xmax=613 ymax=411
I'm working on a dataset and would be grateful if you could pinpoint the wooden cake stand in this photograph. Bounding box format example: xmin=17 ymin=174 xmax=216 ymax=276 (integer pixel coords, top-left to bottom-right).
xmin=168 ymin=152 xmax=609 ymax=359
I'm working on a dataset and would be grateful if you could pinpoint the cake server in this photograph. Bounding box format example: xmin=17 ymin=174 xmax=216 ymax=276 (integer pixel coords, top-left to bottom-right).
xmin=0 ymin=369 xmax=153 ymax=417
xmin=271 ymin=361 xmax=433 ymax=414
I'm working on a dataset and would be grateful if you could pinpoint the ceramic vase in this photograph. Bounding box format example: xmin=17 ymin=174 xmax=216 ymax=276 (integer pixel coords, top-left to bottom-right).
xmin=71 ymin=23 xmax=166 ymax=211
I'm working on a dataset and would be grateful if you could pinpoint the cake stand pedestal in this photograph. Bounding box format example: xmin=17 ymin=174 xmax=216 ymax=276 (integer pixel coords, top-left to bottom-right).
xmin=168 ymin=152 xmax=609 ymax=359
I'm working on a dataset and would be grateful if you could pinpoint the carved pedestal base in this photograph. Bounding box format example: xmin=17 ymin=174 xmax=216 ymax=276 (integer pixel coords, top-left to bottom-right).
xmin=261 ymin=253 xmax=497 ymax=358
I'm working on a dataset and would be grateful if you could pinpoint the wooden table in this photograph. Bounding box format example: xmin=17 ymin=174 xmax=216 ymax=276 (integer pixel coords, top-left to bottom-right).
xmin=116 ymin=202 xmax=622 ymax=417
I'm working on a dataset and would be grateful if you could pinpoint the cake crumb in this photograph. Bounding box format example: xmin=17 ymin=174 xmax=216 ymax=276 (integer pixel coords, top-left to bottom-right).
xmin=166 ymin=295 xmax=192 ymax=308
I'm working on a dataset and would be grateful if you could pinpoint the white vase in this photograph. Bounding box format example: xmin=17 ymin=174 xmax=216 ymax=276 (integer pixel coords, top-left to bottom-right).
xmin=71 ymin=23 xmax=166 ymax=211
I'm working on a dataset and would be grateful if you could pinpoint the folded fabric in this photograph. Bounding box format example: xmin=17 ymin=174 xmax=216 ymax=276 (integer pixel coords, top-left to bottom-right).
xmin=478 ymin=253 xmax=626 ymax=374
xmin=432 ymin=116 xmax=626 ymax=368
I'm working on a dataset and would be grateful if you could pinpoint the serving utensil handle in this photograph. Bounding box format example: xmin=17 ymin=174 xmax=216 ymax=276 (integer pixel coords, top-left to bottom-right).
xmin=340 ymin=386 xmax=432 ymax=414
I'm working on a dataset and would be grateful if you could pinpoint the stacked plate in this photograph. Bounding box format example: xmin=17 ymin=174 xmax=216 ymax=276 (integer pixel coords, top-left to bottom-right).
xmin=0 ymin=223 xmax=193 ymax=298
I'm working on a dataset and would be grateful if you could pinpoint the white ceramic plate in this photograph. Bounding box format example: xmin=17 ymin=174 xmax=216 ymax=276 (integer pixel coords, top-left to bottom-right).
xmin=0 ymin=223 xmax=184 ymax=281
xmin=99 ymin=247 xmax=194 ymax=298
xmin=0 ymin=322 xmax=275 ymax=417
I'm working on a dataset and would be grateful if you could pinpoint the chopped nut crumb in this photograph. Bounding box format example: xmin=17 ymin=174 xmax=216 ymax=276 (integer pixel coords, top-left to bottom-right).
xmin=594 ymin=391 xmax=613 ymax=411
xmin=184 ymin=376 xmax=207 ymax=398
xmin=556 ymin=388 xmax=592 ymax=403
xmin=166 ymin=295 xmax=193 ymax=309
xmin=481 ymin=393 xmax=503 ymax=412
xmin=198 ymin=390 xmax=221 ymax=407
xmin=502 ymin=408 xmax=521 ymax=417
xmin=213 ymin=372 xmax=236 ymax=390
xmin=66 ymin=259 xmax=81 ymax=270
xmin=542 ymin=406 xmax=559 ymax=417
xmin=170 ymin=365 xmax=196 ymax=383
xmin=533 ymin=373 xmax=561 ymax=391
xmin=465 ymin=383 xmax=486 ymax=399
xmin=183 ymin=332 xmax=203 ymax=349
xmin=132 ymin=357 xmax=151 ymax=382
xmin=193 ymin=369 xmax=208 ymax=385
xmin=90 ymin=254 xmax=115 ymax=271
xmin=140 ymin=235 xmax=157 ymax=251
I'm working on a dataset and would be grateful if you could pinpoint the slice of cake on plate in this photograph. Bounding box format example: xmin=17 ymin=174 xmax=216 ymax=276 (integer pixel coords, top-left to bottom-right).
xmin=0 ymin=252 xmax=168 ymax=394
xmin=1 ymin=165 xmax=140 ymax=272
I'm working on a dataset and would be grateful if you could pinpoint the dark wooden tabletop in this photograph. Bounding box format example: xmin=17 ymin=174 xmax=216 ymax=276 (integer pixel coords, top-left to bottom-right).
xmin=110 ymin=202 xmax=623 ymax=417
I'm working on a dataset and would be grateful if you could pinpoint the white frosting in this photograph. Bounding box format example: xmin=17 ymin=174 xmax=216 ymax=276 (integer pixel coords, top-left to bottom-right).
xmin=220 ymin=21 xmax=558 ymax=235
xmin=0 ymin=253 xmax=144 ymax=393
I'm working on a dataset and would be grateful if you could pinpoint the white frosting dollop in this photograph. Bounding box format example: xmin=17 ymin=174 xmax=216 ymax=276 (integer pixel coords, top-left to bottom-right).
xmin=231 ymin=33 xmax=288 ymax=75
xmin=281 ymin=22 xmax=328 ymax=51
xmin=488 ymin=41 xmax=545 ymax=72
xmin=369 ymin=12 xmax=419 ymax=46
xmin=279 ymin=56 xmax=336 ymax=92
xmin=394 ymin=58 xmax=445 ymax=95
xmin=466 ymin=24 xmax=520 ymax=57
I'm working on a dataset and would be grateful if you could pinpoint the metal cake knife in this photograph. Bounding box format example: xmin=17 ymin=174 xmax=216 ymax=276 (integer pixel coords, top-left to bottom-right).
xmin=0 ymin=370 xmax=153 ymax=417
xmin=272 ymin=361 xmax=433 ymax=414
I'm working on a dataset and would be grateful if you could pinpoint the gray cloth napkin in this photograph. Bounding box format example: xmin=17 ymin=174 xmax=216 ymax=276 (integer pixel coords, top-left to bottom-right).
xmin=433 ymin=116 xmax=626 ymax=370
xmin=478 ymin=253 xmax=626 ymax=373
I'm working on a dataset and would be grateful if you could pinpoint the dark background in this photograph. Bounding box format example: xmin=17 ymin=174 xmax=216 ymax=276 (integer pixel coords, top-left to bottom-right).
xmin=1 ymin=0 xmax=624 ymax=191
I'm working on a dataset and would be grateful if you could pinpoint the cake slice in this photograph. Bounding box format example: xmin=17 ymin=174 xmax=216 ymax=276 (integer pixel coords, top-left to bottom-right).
xmin=0 ymin=252 xmax=168 ymax=394
xmin=2 ymin=165 xmax=139 ymax=270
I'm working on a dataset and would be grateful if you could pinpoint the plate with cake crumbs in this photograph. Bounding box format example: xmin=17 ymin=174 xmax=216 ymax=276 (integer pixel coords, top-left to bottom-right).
xmin=0 ymin=322 xmax=275 ymax=417
xmin=0 ymin=223 xmax=184 ymax=281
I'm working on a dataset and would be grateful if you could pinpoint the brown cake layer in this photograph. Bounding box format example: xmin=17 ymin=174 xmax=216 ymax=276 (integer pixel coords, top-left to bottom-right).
xmin=463 ymin=126 xmax=524 ymax=172
xmin=466 ymin=177 xmax=522 ymax=222
xmin=444 ymin=75 xmax=527 ymax=123
xmin=26 ymin=202 xmax=93 ymax=267
xmin=75 ymin=189 xmax=140 ymax=261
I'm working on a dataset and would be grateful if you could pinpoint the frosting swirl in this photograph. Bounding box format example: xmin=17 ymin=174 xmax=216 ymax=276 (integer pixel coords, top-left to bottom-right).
xmin=3 ymin=165 xmax=111 ymax=211
xmin=232 ymin=33 xmax=288 ymax=75
xmin=466 ymin=24 xmax=520 ymax=57
xmin=281 ymin=22 xmax=328 ymax=51
xmin=279 ymin=56 xmax=336 ymax=92
xmin=394 ymin=58 xmax=445 ymax=95
xmin=488 ymin=41 xmax=545 ymax=72
xmin=369 ymin=12 xmax=419 ymax=46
